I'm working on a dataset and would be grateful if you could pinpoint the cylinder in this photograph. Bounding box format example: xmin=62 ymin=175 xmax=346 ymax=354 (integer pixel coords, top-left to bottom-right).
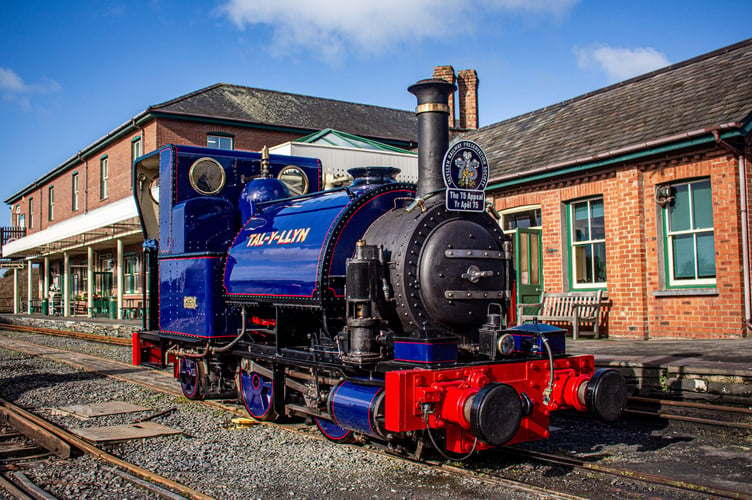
xmin=408 ymin=79 xmax=457 ymax=198
xmin=329 ymin=381 xmax=385 ymax=439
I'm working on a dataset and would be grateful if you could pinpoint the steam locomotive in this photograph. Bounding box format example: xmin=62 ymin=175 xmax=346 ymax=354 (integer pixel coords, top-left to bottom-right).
xmin=132 ymin=78 xmax=626 ymax=458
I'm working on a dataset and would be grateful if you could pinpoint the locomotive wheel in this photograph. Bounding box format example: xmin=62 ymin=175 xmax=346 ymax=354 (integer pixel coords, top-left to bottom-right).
xmin=178 ymin=357 xmax=205 ymax=400
xmin=237 ymin=370 xmax=279 ymax=421
xmin=314 ymin=417 xmax=354 ymax=443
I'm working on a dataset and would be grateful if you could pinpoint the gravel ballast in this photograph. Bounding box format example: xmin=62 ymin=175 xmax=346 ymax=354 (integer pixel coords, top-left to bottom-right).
xmin=1 ymin=329 xmax=750 ymax=499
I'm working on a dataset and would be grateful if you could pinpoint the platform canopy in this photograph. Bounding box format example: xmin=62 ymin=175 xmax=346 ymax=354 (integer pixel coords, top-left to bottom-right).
xmin=2 ymin=197 xmax=142 ymax=259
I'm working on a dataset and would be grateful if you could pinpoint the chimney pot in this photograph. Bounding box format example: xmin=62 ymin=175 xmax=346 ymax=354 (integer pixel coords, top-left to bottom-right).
xmin=457 ymin=69 xmax=479 ymax=130
xmin=433 ymin=65 xmax=456 ymax=129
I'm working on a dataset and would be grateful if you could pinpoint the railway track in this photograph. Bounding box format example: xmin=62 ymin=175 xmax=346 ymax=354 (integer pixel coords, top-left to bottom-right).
xmin=500 ymin=446 xmax=752 ymax=500
xmin=1 ymin=327 xmax=751 ymax=499
xmin=0 ymin=397 xmax=211 ymax=500
xmin=0 ymin=409 xmax=69 ymax=500
xmin=4 ymin=324 xmax=749 ymax=428
xmin=0 ymin=323 xmax=131 ymax=346
xmin=625 ymin=396 xmax=752 ymax=430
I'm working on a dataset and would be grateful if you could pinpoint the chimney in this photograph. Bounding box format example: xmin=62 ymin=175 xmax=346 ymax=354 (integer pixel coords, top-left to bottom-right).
xmin=457 ymin=69 xmax=479 ymax=130
xmin=408 ymin=78 xmax=456 ymax=198
xmin=432 ymin=65 xmax=456 ymax=129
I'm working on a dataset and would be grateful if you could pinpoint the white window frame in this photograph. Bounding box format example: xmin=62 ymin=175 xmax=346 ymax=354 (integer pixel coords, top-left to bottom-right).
xmin=500 ymin=204 xmax=542 ymax=235
xmin=48 ymin=186 xmax=54 ymax=221
xmin=664 ymin=179 xmax=716 ymax=287
xmin=568 ymin=197 xmax=607 ymax=289
xmin=207 ymin=134 xmax=234 ymax=150
xmin=72 ymin=172 xmax=79 ymax=211
xmin=100 ymin=157 xmax=109 ymax=200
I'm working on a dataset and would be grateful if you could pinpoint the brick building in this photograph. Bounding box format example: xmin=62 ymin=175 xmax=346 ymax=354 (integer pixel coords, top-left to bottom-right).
xmin=457 ymin=39 xmax=752 ymax=339
xmin=2 ymin=83 xmax=417 ymax=318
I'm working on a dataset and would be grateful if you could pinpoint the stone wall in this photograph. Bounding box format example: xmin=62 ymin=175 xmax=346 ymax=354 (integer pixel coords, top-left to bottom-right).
xmin=0 ymin=314 xmax=139 ymax=339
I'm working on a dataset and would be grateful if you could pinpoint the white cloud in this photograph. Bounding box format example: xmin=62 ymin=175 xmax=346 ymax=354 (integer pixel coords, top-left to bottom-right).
xmin=220 ymin=0 xmax=579 ymax=64
xmin=482 ymin=0 xmax=579 ymax=15
xmin=0 ymin=67 xmax=60 ymax=110
xmin=0 ymin=68 xmax=27 ymax=92
xmin=575 ymin=44 xmax=670 ymax=82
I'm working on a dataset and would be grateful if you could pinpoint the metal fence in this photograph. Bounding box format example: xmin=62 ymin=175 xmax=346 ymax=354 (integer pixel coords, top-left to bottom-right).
xmin=0 ymin=226 xmax=26 ymax=248
xmin=0 ymin=295 xmax=20 ymax=314
xmin=0 ymin=296 xmax=148 ymax=318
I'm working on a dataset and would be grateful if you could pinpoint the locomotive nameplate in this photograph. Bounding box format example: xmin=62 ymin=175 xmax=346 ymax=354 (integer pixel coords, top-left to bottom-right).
xmin=442 ymin=140 xmax=489 ymax=212
xmin=183 ymin=296 xmax=198 ymax=309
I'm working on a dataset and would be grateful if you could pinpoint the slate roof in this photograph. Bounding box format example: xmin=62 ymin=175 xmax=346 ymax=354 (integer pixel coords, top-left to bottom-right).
xmin=5 ymin=83 xmax=418 ymax=204
xmin=150 ymin=84 xmax=417 ymax=145
xmin=465 ymin=38 xmax=752 ymax=186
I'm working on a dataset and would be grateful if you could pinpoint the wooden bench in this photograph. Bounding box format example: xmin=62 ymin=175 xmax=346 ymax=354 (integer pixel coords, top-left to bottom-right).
xmin=517 ymin=290 xmax=604 ymax=339
xmin=123 ymin=299 xmax=143 ymax=319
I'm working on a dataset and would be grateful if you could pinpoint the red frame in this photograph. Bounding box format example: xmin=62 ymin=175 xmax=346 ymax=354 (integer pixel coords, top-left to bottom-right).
xmin=385 ymin=355 xmax=596 ymax=453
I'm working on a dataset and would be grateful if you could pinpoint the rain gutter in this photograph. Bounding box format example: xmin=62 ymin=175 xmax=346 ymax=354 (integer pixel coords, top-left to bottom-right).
xmin=487 ymin=122 xmax=744 ymax=191
xmin=148 ymin=110 xmax=417 ymax=150
xmin=4 ymin=110 xmax=153 ymax=204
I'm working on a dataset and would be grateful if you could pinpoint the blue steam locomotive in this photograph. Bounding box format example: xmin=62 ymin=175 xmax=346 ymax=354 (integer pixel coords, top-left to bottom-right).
xmin=133 ymin=78 xmax=626 ymax=457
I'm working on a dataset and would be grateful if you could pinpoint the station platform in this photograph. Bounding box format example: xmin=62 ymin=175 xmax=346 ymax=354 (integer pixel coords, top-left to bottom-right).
xmin=1 ymin=313 xmax=750 ymax=402
xmin=570 ymin=337 xmax=752 ymax=401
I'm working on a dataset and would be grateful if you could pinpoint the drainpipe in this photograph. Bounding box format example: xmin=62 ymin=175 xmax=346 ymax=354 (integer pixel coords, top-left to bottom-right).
xmin=712 ymin=130 xmax=751 ymax=334
xmin=131 ymin=118 xmax=145 ymax=144
xmin=132 ymin=118 xmax=145 ymax=189
xmin=739 ymin=155 xmax=751 ymax=334
xmin=78 ymin=152 xmax=88 ymax=214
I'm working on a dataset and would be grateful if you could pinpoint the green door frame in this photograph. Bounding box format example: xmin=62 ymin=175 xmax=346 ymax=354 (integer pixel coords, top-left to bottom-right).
xmin=515 ymin=228 xmax=543 ymax=315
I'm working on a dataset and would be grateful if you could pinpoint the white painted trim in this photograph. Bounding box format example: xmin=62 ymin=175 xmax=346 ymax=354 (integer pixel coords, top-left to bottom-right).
xmin=2 ymin=197 xmax=139 ymax=257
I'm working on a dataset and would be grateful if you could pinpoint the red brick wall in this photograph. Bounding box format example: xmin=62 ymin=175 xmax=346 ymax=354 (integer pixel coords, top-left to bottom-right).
xmin=493 ymin=149 xmax=747 ymax=339
xmin=16 ymin=127 xmax=152 ymax=233
xmin=15 ymin=118 xmax=306 ymax=235
xmin=641 ymin=153 xmax=745 ymax=338
xmin=155 ymin=119 xmax=303 ymax=153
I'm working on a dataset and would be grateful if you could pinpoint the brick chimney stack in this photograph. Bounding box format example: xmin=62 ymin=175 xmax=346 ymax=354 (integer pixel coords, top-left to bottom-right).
xmin=457 ymin=69 xmax=479 ymax=130
xmin=432 ymin=66 xmax=479 ymax=131
xmin=432 ymin=65 xmax=456 ymax=129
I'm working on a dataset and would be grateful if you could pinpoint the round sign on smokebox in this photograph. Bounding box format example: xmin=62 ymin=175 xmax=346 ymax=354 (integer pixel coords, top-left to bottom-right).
xmin=442 ymin=140 xmax=489 ymax=212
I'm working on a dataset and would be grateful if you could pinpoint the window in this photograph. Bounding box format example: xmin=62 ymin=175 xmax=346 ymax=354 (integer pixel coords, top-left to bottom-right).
xmin=124 ymin=255 xmax=139 ymax=293
xmin=501 ymin=205 xmax=543 ymax=295
xmin=207 ymin=134 xmax=233 ymax=150
xmin=663 ymin=179 xmax=715 ymax=286
xmin=72 ymin=172 xmax=79 ymax=211
xmin=100 ymin=156 xmax=108 ymax=199
xmin=568 ymin=197 xmax=606 ymax=287
xmin=28 ymin=197 xmax=33 ymax=228
xmin=48 ymin=186 xmax=54 ymax=221
xmin=18 ymin=213 xmax=25 ymax=229
xmin=501 ymin=206 xmax=542 ymax=232
xmin=131 ymin=138 xmax=142 ymax=187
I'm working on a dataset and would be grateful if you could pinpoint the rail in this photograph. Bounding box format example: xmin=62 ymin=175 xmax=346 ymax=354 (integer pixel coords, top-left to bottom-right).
xmin=0 ymin=397 xmax=211 ymax=500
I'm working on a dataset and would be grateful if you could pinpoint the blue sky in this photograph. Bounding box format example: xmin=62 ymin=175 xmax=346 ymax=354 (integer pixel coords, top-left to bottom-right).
xmin=1 ymin=0 xmax=751 ymax=217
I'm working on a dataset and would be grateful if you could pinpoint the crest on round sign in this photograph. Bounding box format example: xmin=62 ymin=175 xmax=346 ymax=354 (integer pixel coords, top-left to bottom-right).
xmin=442 ymin=140 xmax=489 ymax=212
